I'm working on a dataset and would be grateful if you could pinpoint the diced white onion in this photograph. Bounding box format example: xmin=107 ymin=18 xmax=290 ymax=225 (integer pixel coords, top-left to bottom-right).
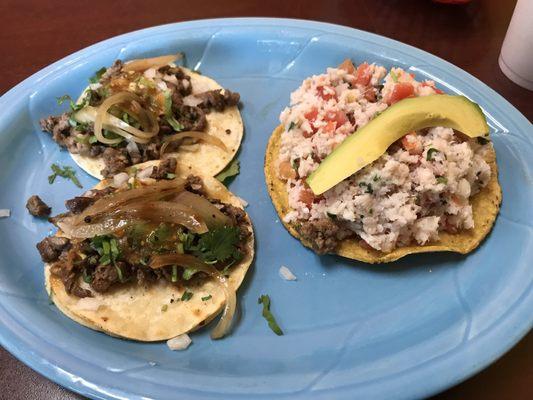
xmin=113 ymin=172 xmax=130 ymax=188
xmin=162 ymin=74 xmax=179 ymax=85
xmin=143 ymin=68 xmax=157 ymax=79
xmin=76 ymin=297 xmax=101 ymax=311
xmin=137 ymin=166 xmax=155 ymax=179
xmin=182 ymin=95 xmax=203 ymax=107
xmin=167 ymin=334 xmax=192 ymax=351
xmin=0 ymin=209 xmax=10 ymax=218
xmin=279 ymin=265 xmax=297 ymax=281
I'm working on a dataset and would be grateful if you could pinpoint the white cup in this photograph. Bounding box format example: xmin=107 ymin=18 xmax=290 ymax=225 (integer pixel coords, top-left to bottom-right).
xmin=499 ymin=0 xmax=533 ymax=91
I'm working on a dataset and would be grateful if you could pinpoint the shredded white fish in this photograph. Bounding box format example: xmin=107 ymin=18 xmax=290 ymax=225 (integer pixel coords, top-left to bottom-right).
xmin=0 ymin=209 xmax=10 ymax=218
xmin=279 ymin=265 xmax=297 ymax=281
xmin=167 ymin=334 xmax=192 ymax=351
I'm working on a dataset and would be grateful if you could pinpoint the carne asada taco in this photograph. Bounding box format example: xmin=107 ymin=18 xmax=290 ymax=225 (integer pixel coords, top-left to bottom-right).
xmin=39 ymin=160 xmax=254 ymax=340
xmin=40 ymin=54 xmax=243 ymax=179
xmin=265 ymin=60 xmax=501 ymax=263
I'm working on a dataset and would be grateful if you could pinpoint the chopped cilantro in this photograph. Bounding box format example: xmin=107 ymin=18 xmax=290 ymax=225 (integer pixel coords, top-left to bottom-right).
xmin=288 ymin=121 xmax=297 ymax=130
xmin=181 ymin=291 xmax=193 ymax=301
xmin=195 ymin=226 xmax=242 ymax=264
xmin=147 ymin=223 xmax=172 ymax=247
xmin=176 ymin=242 xmax=184 ymax=254
xmin=82 ymin=268 xmax=92 ymax=284
xmin=48 ymin=164 xmax=82 ymax=188
xmin=166 ymin=116 xmax=184 ymax=132
xmin=89 ymin=135 xmax=98 ymax=144
xmin=291 ymin=158 xmax=300 ymax=171
xmin=90 ymin=235 xmax=124 ymax=282
xmin=171 ymin=265 xmax=178 ymax=282
xmin=182 ymin=267 xmax=197 ymax=281
xmin=258 ymin=295 xmax=283 ymax=336
xmin=373 ymin=175 xmax=380 ymax=182
xmin=201 ymin=295 xmax=212 ymax=301
xmin=89 ymin=67 xmax=107 ymax=84
xmin=161 ymin=304 xmax=168 ymax=312
xmin=426 ymin=148 xmax=440 ymax=161
xmin=358 ymin=182 xmax=373 ymax=194
xmin=216 ymin=159 xmax=240 ymax=185
xmin=166 ymin=173 xmax=176 ymax=179
xmin=436 ymin=176 xmax=448 ymax=184
xmin=56 ymin=94 xmax=87 ymax=112
xmin=390 ymin=70 xmax=398 ymax=82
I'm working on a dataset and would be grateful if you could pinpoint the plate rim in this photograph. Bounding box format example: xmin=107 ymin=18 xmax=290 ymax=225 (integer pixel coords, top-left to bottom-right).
xmin=0 ymin=17 xmax=531 ymax=400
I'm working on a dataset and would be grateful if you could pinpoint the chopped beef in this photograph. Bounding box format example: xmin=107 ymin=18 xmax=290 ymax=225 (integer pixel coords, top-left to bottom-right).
xmin=40 ymin=113 xmax=71 ymax=147
xmin=158 ymin=66 xmax=192 ymax=96
xmin=220 ymin=204 xmax=247 ymax=226
xmin=26 ymin=195 xmax=51 ymax=217
xmin=65 ymin=196 xmax=95 ymax=214
xmin=172 ymin=105 xmax=207 ymax=131
xmin=89 ymin=144 xmax=105 ymax=157
xmin=37 ymin=236 xmax=71 ymax=263
xmin=91 ymin=264 xmax=120 ymax=293
xmin=297 ymin=218 xmax=353 ymax=254
xmin=87 ymin=186 xmax=115 ymax=200
xmin=101 ymin=147 xmax=129 ymax=177
xmin=185 ymin=175 xmax=204 ymax=195
xmin=150 ymin=157 xmax=177 ymax=180
xmin=139 ymin=140 xmax=161 ymax=161
xmin=61 ymin=271 xmax=92 ymax=298
xmin=99 ymin=60 xmax=123 ymax=84
xmin=198 ymin=89 xmax=240 ymax=112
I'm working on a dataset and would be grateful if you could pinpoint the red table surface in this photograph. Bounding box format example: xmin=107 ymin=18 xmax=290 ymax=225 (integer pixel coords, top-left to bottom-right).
xmin=0 ymin=1 xmax=531 ymax=399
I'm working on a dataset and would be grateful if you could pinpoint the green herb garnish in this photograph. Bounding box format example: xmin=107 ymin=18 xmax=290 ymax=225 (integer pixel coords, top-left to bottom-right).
xmin=195 ymin=226 xmax=242 ymax=264
xmin=258 ymin=295 xmax=283 ymax=336
xmin=48 ymin=164 xmax=82 ymax=188
xmin=171 ymin=265 xmax=178 ymax=282
xmin=288 ymin=121 xmax=297 ymax=130
xmin=163 ymin=90 xmax=185 ymax=132
xmin=426 ymin=148 xmax=440 ymax=161
xmin=390 ymin=70 xmax=398 ymax=82
xmin=82 ymin=268 xmax=93 ymax=283
xmin=166 ymin=173 xmax=176 ymax=179
xmin=56 ymin=94 xmax=87 ymax=112
xmin=373 ymin=175 xmax=380 ymax=182
xmin=291 ymin=158 xmax=300 ymax=171
xmin=90 ymin=235 xmax=125 ymax=282
xmin=181 ymin=291 xmax=193 ymax=301
xmin=161 ymin=304 xmax=168 ymax=312
xmin=215 ymin=159 xmax=240 ymax=185
xmin=182 ymin=267 xmax=197 ymax=281
xmin=358 ymin=182 xmax=373 ymax=194
xmin=201 ymin=295 xmax=212 ymax=301
xmin=89 ymin=67 xmax=107 ymax=84
xmin=436 ymin=176 xmax=448 ymax=184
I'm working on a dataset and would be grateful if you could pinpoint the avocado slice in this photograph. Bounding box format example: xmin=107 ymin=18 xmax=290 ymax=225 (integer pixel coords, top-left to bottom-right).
xmin=306 ymin=95 xmax=489 ymax=195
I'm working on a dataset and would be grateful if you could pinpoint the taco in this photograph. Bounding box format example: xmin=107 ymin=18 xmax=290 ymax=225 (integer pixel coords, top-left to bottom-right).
xmin=38 ymin=162 xmax=254 ymax=340
xmin=265 ymin=60 xmax=502 ymax=263
xmin=40 ymin=54 xmax=243 ymax=179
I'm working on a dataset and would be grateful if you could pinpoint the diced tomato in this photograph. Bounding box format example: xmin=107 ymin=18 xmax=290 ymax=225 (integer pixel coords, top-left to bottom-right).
xmin=409 ymin=73 xmax=415 ymax=79
xmin=303 ymin=107 xmax=319 ymax=137
xmin=325 ymin=110 xmax=347 ymax=126
xmin=299 ymin=188 xmax=315 ymax=207
xmin=401 ymin=131 xmax=422 ymax=155
xmin=356 ymin=62 xmax=372 ymax=86
xmin=388 ymin=82 xmax=415 ymax=104
xmin=323 ymin=121 xmax=337 ymax=134
xmin=304 ymin=107 xmax=318 ymax=122
xmin=338 ymin=59 xmax=356 ymax=75
xmin=421 ymin=81 xmax=444 ymax=94
xmin=317 ymin=85 xmax=337 ymax=101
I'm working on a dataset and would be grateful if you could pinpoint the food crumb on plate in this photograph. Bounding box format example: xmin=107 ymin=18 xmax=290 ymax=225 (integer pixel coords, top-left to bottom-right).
xmin=0 ymin=209 xmax=11 ymax=218
xmin=167 ymin=334 xmax=192 ymax=351
xmin=279 ymin=265 xmax=297 ymax=281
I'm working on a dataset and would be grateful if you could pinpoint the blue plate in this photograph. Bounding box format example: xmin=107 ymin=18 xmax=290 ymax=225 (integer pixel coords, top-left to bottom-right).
xmin=0 ymin=18 xmax=531 ymax=400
